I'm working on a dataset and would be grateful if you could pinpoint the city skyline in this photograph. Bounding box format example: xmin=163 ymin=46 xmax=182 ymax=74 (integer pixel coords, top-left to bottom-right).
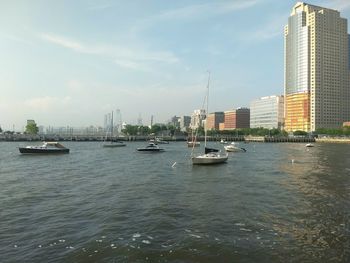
xmin=1 ymin=0 xmax=350 ymax=130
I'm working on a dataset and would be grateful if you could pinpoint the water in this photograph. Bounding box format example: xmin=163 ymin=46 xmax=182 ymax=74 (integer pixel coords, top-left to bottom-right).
xmin=1 ymin=141 xmax=350 ymax=262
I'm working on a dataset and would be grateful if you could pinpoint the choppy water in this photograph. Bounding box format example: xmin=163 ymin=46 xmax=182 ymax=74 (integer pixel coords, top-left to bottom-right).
xmin=1 ymin=141 xmax=350 ymax=262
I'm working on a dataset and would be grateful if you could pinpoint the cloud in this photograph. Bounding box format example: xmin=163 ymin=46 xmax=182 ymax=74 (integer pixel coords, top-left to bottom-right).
xmin=39 ymin=33 xmax=179 ymax=70
xmin=1 ymin=34 xmax=34 ymax=46
xmin=24 ymin=96 xmax=71 ymax=111
xmin=132 ymin=0 xmax=261 ymax=32
xmin=327 ymin=0 xmax=350 ymax=11
xmin=155 ymin=1 xmax=259 ymax=20
xmin=242 ymin=13 xmax=288 ymax=42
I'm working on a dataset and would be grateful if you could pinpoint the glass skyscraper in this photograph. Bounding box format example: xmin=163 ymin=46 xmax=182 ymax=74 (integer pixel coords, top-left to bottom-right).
xmin=284 ymin=2 xmax=350 ymax=132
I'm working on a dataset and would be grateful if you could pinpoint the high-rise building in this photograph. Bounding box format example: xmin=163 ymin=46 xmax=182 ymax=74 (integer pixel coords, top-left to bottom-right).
xmin=250 ymin=95 xmax=284 ymax=129
xmin=284 ymin=2 xmax=350 ymax=132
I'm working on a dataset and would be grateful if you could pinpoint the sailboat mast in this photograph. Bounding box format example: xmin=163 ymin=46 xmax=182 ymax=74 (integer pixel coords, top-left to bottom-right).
xmin=205 ymin=72 xmax=210 ymax=147
xmin=111 ymin=111 xmax=114 ymax=138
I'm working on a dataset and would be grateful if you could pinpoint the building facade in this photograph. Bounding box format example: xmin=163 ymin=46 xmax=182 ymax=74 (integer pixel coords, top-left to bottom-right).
xmin=250 ymin=95 xmax=284 ymax=129
xmin=179 ymin=116 xmax=191 ymax=131
xmin=190 ymin=109 xmax=206 ymax=129
xmin=220 ymin=108 xmax=250 ymax=130
xmin=285 ymin=2 xmax=350 ymax=132
xmin=206 ymin=112 xmax=224 ymax=130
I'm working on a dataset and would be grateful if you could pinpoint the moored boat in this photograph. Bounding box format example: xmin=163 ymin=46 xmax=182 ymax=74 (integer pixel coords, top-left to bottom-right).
xmin=224 ymin=142 xmax=246 ymax=152
xmin=191 ymin=72 xmax=228 ymax=165
xmin=137 ymin=142 xmax=165 ymax=152
xmin=19 ymin=142 xmax=69 ymax=154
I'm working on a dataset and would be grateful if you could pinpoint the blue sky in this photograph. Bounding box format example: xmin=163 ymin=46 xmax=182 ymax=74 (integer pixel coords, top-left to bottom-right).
xmin=1 ymin=0 xmax=350 ymax=130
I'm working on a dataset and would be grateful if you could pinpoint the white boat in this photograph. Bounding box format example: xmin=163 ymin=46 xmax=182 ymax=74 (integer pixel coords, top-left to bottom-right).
xmin=187 ymin=129 xmax=200 ymax=147
xmin=137 ymin=142 xmax=165 ymax=152
xmin=19 ymin=142 xmax=69 ymax=154
xmin=305 ymin=143 xmax=314 ymax=147
xmin=220 ymin=139 xmax=228 ymax=144
xmin=150 ymin=138 xmax=169 ymax=144
xmin=187 ymin=141 xmax=200 ymax=147
xmin=191 ymin=72 xmax=228 ymax=165
xmin=103 ymin=111 xmax=126 ymax=147
xmin=192 ymin=147 xmax=228 ymax=164
xmin=224 ymin=142 xmax=246 ymax=152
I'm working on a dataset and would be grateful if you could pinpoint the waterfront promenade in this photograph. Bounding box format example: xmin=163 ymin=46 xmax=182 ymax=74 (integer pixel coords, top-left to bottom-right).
xmin=0 ymin=133 xmax=321 ymax=143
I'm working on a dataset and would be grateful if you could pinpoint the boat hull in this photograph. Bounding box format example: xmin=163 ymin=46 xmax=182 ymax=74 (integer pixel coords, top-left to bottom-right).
xmin=137 ymin=148 xmax=164 ymax=152
xmin=224 ymin=146 xmax=246 ymax=152
xmin=187 ymin=142 xmax=200 ymax=147
xmin=19 ymin=148 xmax=69 ymax=154
xmin=192 ymin=154 xmax=228 ymax=165
xmin=103 ymin=142 xmax=126 ymax=147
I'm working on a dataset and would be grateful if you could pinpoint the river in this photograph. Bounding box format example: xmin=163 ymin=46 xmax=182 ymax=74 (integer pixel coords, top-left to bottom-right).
xmin=0 ymin=141 xmax=349 ymax=262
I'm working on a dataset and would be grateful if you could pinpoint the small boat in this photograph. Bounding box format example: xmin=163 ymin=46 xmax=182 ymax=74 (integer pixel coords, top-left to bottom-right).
xmin=137 ymin=142 xmax=165 ymax=152
xmin=192 ymin=147 xmax=228 ymax=165
xmin=220 ymin=139 xmax=228 ymax=144
xmin=224 ymin=142 xmax=246 ymax=152
xmin=305 ymin=143 xmax=314 ymax=147
xmin=187 ymin=141 xmax=200 ymax=147
xmin=187 ymin=130 xmax=200 ymax=147
xmin=191 ymin=72 xmax=228 ymax=165
xmin=19 ymin=142 xmax=69 ymax=154
xmin=103 ymin=140 xmax=126 ymax=147
xmin=150 ymin=138 xmax=169 ymax=144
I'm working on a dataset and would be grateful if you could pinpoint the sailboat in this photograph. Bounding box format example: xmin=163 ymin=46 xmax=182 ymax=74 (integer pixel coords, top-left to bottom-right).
xmin=103 ymin=111 xmax=126 ymax=148
xmin=191 ymin=73 xmax=228 ymax=165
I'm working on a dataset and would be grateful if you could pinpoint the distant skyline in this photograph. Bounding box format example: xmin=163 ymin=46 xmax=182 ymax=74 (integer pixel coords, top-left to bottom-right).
xmin=1 ymin=0 xmax=350 ymax=131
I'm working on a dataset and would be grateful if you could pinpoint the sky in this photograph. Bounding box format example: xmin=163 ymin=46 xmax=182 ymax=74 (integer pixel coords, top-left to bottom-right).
xmin=1 ymin=0 xmax=350 ymax=130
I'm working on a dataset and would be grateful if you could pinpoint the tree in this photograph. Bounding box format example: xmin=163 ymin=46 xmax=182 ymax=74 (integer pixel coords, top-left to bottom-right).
xmin=293 ymin=130 xmax=308 ymax=136
xmin=122 ymin=125 xmax=139 ymax=136
xmin=25 ymin=123 xmax=39 ymax=134
xmin=0 ymin=126 xmax=2 ymax=133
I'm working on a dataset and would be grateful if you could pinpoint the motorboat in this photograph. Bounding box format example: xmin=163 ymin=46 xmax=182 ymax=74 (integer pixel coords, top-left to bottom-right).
xmin=19 ymin=142 xmax=70 ymax=154
xmin=137 ymin=142 xmax=165 ymax=152
xmin=305 ymin=143 xmax=314 ymax=147
xmin=224 ymin=142 xmax=246 ymax=152
xmin=220 ymin=139 xmax=228 ymax=144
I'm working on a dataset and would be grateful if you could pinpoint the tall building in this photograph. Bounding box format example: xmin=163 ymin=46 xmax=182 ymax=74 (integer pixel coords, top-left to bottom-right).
xmin=284 ymin=2 xmax=350 ymax=132
xmin=250 ymin=95 xmax=284 ymax=129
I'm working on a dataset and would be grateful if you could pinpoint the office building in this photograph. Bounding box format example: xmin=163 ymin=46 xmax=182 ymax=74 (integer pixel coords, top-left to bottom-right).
xmin=220 ymin=108 xmax=250 ymax=130
xmin=250 ymin=95 xmax=284 ymax=129
xmin=206 ymin=112 xmax=224 ymax=130
xmin=285 ymin=2 xmax=350 ymax=132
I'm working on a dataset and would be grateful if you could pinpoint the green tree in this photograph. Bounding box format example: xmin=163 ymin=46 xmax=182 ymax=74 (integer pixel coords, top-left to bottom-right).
xmin=25 ymin=123 xmax=39 ymax=134
xmin=122 ymin=125 xmax=139 ymax=136
xmin=0 ymin=126 xmax=2 ymax=133
xmin=293 ymin=130 xmax=308 ymax=136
